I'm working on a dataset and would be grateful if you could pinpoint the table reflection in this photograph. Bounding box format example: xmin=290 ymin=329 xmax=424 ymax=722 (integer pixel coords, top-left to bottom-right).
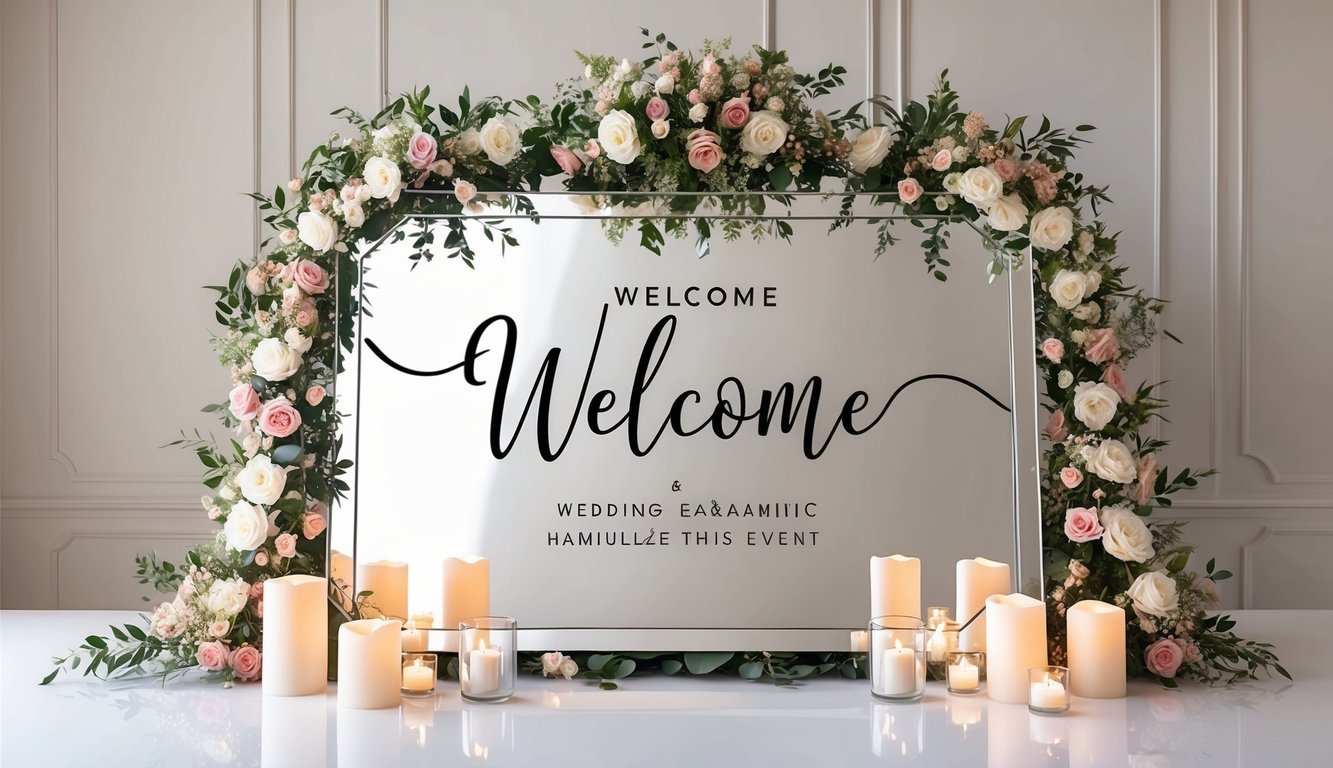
xmin=461 ymin=706 xmax=516 ymax=761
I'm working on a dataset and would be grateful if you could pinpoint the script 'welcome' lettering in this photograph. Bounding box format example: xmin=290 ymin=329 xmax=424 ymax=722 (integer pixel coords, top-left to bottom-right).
xmin=364 ymin=304 xmax=1008 ymax=462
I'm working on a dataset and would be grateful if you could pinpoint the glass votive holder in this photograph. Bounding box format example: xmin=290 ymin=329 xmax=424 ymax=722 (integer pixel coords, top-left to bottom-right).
xmin=401 ymin=653 xmax=437 ymax=698
xmin=926 ymin=619 xmax=960 ymax=680
xmin=459 ymin=616 xmax=517 ymax=703
xmin=946 ymin=651 xmax=983 ymax=695
xmin=868 ymin=615 xmax=926 ymax=701
xmin=926 ymin=606 xmax=952 ymax=630
xmin=1028 ymin=666 xmax=1071 ymax=715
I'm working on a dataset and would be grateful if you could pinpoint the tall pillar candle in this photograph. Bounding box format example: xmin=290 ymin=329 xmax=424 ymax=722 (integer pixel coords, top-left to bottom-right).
xmin=869 ymin=555 xmax=920 ymax=621
xmin=337 ymin=619 xmax=403 ymax=709
xmin=955 ymin=557 xmax=1011 ymax=652
xmin=1066 ymin=600 xmax=1126 ymax=698
xmin=442 ymin=556 xmax=489 ymax=628
xmin=262 ymin=574 xmax=328 ymax=696
xmin=357 ymin=560 xmax=408 ymax=620
xmin=984 ymin=593 xmax=1048 ymax=704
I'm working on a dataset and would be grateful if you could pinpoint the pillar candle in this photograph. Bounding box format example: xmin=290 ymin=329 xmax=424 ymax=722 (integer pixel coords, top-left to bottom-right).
xmin=984 ymin=593 xmax=1047 ymax=704
xmin=955 ymin=557 xmax=1011 ymax=652
xmin=877 ymin=641 xmax=917 ymax=695
xmin=869 ymin=554 xmax=920 ymax=621
xmin=262 ymin=574 xmax=328 ymax=696
xmin=467 ymin=642 xmax=503 ymax=696
xmin=442 ymin=556 xmax=489 ymax=629
xmin=337 ymin=619 xmax=403 ymax=709
xmin=357 ymin=560 xmax=408 ymax=620
xmin=1066 ymin=600 xmax=1126 ymax=698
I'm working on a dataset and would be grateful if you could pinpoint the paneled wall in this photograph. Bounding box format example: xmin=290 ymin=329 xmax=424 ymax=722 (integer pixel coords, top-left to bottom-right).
xmin=3 ymin=0 xmax=1330 ymax=609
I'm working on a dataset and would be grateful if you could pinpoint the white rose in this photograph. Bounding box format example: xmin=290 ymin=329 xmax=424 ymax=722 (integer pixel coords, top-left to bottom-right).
xmin=283 ymin=327 xmax=312 ymax=353
xmin=956 ymin=166 xmax=1004 ymax=209
xmin=455 ymin=129 xmax=482 ymax=156
xmin=1073 ymin=381 xmax=1121 ymax=431
xmin=651 ymin=120 xmax=670 ymax=140
xmin=1071 ymin=302 xmax=1101 ymax=322
xmin=654 ymin=74 xmax=675 ymax=93
xmin=846 ymin=126 xmax=895 ymax=173
xmin=296 ymin=210 xmax=338 ymax=253
xmin=986 ymin=193 xmax=1028 ymax=231
xmin=1127 ymin=571 xmax=1178 ymax=616
xmin=630 ymin=80 xmax=650 ymax=99
xmin=479 ymin=116 xmax=521 ymax=166
xmin=205 ymin=577 xmax=250 ymax=617
xmin=943 ymin=172 xmax=963 ymax=193
xmin=1076 ymin=230 xmax=1095 ymax=257
xmin=688 ymin=103 xmax=708 ymax=123
xmin=251 ymin=337 xmax=303 ymax=382
xmin=1049 ymin=269 xmax=1095 ymax=310
xmin=341 ymin=200 xmax=366 ymax=228
xmin=1082 ymin=439 xmax=1137 ymax=484
xmin=223 ymin=501 xmax=269 ymax=551
xmin=597 ymin=110 xmax=642 ymax=165
xmin=236 ymin=454 xmax=287 ymax=506
xmin=1057 ymin=370 xmax=1074 ymax=388
xmin=1029 ymin=206 xmax=1075 ymax=251
xmin=363 ymin=156 xmax=403 ymax=203
xmin=740 ymin=111 xmax=789 ymax=156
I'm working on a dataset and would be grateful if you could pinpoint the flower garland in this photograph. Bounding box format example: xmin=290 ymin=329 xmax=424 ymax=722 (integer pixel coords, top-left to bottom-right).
xmin=44 ymin=30 xmax=1284 ymax=688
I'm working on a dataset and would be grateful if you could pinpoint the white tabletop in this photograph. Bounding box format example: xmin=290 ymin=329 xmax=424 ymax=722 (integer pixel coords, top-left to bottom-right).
xmin=1 ymin=610 xmax=1327 ymax=767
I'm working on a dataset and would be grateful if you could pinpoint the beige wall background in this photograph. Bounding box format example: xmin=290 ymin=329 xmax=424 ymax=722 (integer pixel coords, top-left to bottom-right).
xmin=3 ymin=0 xmax=1330 ymax=610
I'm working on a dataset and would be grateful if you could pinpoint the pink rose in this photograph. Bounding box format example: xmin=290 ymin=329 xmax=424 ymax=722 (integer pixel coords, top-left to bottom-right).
xmin=258 ymin=397 xmax=301 ymax=438
xmin=274 ymin=533 xmax=297 ymax=559
xmin=1134 ymin=453 xmax=1160 ymax=505
xmin=254 ymin=550 xmax=269 ymax=567
xmin=230 ymin=645 xmax=262 ymax=681
xmin=406 ymin=131 xmax=438 ymax=171
xmin=305 ymin=385 xmax=326 ymax=406
xmin=645 ymin=96 xmax=670 ymax=122
xmin=1041 ymin=337 xmax=1065 ymax=363
xmin=229 ymin=384 xmax=260 ymax=421
xmin=1102 ymin=364 xmax=1130 ymax=399
xmin=302 ymin=511 xmax=327 ymax=540
xmin=991 ymin=157 xmax=1021 ymax=183
xmin=931 ymin=149 xmax=953 ymax=172
xmin=1084 ymin=328 xmax=1121 ymax=365
xmin=291 ymin=260 xmax=329 ymax=295
xmin=686 ymin=129 xmax=724 ymax=174
xmin=1060 ymin=467 xmax=1083 ymax=489
xmin=1064 ymin=507 xmax=1104 ymax=543
xmin=1144 ymin=638 xmax=1185 ymax=678
xmin=687 ymin=89 xmax=702 ymax=105
xmin=454 ymin=179 xmax=477 ymax=205
xmin=751 ymin=83 xmax=769 ymax=102
xmin=897 ymin=178 xmax=923 ymax=204
xmin=718 ymin=97 xmax=750 ymax=130
xmin=208 ymin=621 xmax=230 ymax=639
xmin=1046 ymin=409 xmax=1068 ymax=442
xmin=550 ymin=146 xmax=583 ymax=176
xmin=584 ymin=140 xmax=601 ymax=159
xmin=196 ymin=640 xmax=230 ymax=671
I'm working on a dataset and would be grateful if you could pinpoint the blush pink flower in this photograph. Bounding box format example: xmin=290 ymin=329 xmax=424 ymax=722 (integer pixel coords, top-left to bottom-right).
xmin=1064 ymin=507 xmax=1104 ymax=543
xmin=305 ymin=385 xmax=326 ymax=406
xmin=406 ymin=131 xmax=438 ymax=171
xmin=751 ymin=83 xmax=769 ymax=102
xmin=274 ymin=533 xmax=297 ymax=559
xmin=453 ymin=179 xmax=477 ymax=205
xmin=291 ymin=260 xmax=330 ymax=295
xmin=1041 ymin=337 xmax=1065 ymax=363
xmin=687 ymin=89 xmax=702 ymax=105
xmin=686 ymin=129 xmax=724 ymax=173
xmin=196 ymin=640 xmax=230 ymax=671
xmin=1060 ymin=467 xmax=1083 ymax=489
xmin=931 ymin=149 xmax=953 ymax=172
xmin=1084 ymin=328 xmax=1121 ymax=365
xmin=1046 ymin=409 xmax=1068 ymax=442
xmin=718 ymin=96 xmax=750 ymax=130
xmin=897 ymin=178 xmax=923 ymax=204
xmin=550 ymin=146 xmax=583 ymax=176
xmin=1134 ymin=453 xmax=1160 ymax=505
xmin=254 ymin=550 xmax=269 ymax=567
xmin=248 ymin=580 xmax=264 ymax=599
xmin=1144 ymin=638 xmax=1185 ymax=678
xmin=584 ymin=139 xmax=601 ymax=159
xmin=302 ymin=511 xmax=327 ymax=540
xmin=1102 ymin=364 xmax=1130 ymax=399
xmin=645 ymin=96 xmax=670 ymax=122
xmin=229 ymin=384 xmax=260 ymax=421
xmin=230 ymin=645 xmax=262 ymax=681
xmin=1034 ymin=177 xmax=1059 ymax=204
xmin=208 ymin=621 xmax=230 ymax=639
xmin=258 ymin=397 xmax=301 ymax=438
xmin=990 ymin=157 xmax=1021 ymax=183
xmin=246 ymin=266 xmax=268 ymax=294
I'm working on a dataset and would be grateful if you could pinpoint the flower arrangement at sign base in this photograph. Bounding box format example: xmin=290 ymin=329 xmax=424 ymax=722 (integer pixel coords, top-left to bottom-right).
xmin=43 ymin=29 xmax=1285 ymax=689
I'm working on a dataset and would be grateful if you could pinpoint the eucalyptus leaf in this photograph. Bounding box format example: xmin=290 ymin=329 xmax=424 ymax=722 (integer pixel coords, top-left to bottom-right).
xmin=683 ymin=652 xmax=733 ymax=675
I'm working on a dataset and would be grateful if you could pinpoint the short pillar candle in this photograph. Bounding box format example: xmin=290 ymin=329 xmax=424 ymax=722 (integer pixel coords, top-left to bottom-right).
xmin=869 ymin=555 xmax=920 ymax=622
xmin=984 ymin=593 xmax=1048 ymax=704
xmin=337 ymin=618 xmax=403 ymax=709
xmin=1066 ymin=600 xmax=1126 ymax=698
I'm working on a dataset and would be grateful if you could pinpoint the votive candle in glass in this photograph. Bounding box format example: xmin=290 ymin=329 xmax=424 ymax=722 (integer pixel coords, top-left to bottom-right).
xmin=926 ymin=606 xmax=952 ymax=630
xmin=459 ymin=616 xmax=516 ymax=703
xmin=869 ymin=615 xmax=926 ymax=701
xmin=401 ymin=653 xmax=437 ymax=698
xmin=947 ymin=651 xmax=983 ymax=695
xmin=1028 ymin=666 xmax=1071 ymax=715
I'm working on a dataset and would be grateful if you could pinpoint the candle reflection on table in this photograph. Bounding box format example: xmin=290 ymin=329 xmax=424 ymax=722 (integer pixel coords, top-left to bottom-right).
xmin=261 ymin=693 xmax=327 ymax=767
xmin=871 ymin=703 xmax=924 ymax=759
xmin=337 ymin=707 xmax=401 ymax=768
xmin=461 ymin=706 xmax=515 ymax=761
xmin=401 ymin=696 xmax=439 ymax=748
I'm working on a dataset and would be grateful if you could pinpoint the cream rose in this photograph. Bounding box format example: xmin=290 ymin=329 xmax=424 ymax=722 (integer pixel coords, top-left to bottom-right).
xmin=1029 ymin=206 xmax=1075 ymax=251
xmin=236 ymin=454 xmax=287 ymax=506
xmin=956 ymin=165 xmax=1004 ymax=209
xmin=740 ymin=111 xmax=789 ymax=156
xmin=250 ymin=338 xmax=303 ymax=382
xmin=223 ymin=501 xmax=269 ymax=551
xmin=363 ymin=156 xmax=403 ymax=203
xmin=1100 ymin=504 xmax=1156 ymax=563
xmin=1082 ymin=438 xmax=1138 ymax=484
xmin=651 ymin=119 xmax=671 ymax=140
xmin=1127 ymin=571 xmax=1179 ymax=616
xmin=1072 ymin=381 xmax=1121 ymax=431
xmin=479 ymin=116 xmax=521 ymax=166
xmin=1048 ymin=269 xmax=1096 ymax=310
xmin=341 ymin=200 xmax=366 ymax=228
xmin=597 ymin=110 xmax=642 ymax=165
xmin=847 ymin=126 xmax=895 ymax=173
xmin=296 ymin=210 xmax=338 ymax=253
xmin=986 ymin=193 xmax=1028 ymax=231
xmin=454 ymin=129 xmax=482 ymax=156
xmin=205 ymin=577 xmax=250 ymax=617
